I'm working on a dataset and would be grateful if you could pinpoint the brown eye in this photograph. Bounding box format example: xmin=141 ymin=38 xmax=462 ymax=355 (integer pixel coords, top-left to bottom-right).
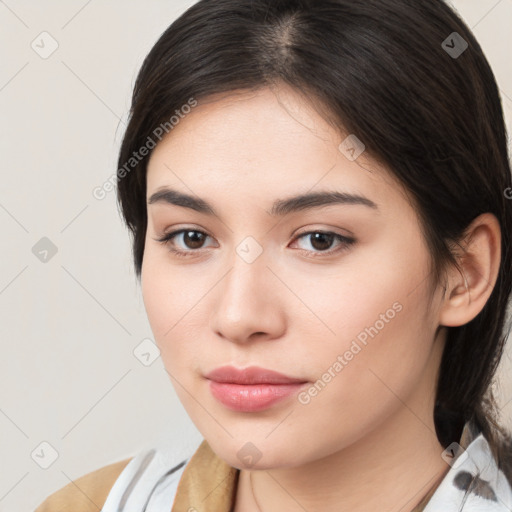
xmin=179 ymin=230 xmax=207 ymax=249
xmin=307 ymin=232 xmax=335 ymax=251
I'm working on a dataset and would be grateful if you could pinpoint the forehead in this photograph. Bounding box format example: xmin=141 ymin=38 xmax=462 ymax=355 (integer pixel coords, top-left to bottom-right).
xmin=145 ymin=86 xmax=408 ymax=213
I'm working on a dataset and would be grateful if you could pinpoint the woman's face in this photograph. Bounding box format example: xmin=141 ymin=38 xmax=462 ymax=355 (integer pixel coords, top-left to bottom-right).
xmin=141 ymin=85 xmax=446 ymax=469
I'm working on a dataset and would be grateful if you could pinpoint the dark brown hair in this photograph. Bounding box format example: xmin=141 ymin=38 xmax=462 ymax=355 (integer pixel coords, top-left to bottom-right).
xmin=116 ymin=0 xmax=512 ymax=480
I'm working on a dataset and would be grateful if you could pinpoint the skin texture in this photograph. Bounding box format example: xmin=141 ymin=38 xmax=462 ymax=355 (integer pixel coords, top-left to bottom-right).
xmin=141 ymin=84 xmax=501 ymax=512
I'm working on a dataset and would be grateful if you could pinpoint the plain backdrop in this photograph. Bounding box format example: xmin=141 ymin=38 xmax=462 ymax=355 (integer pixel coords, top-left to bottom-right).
xmin=0 ymin=1 xmax=511 ymax=511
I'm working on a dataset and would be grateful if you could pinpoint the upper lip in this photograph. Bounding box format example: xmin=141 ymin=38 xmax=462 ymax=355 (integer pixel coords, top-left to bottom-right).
xmin=205 ymin=365 xmax=307 ymax=385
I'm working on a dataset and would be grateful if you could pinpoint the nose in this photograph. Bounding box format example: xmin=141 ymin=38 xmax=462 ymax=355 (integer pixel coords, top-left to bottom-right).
xmin=209 ymin=249 xmax=286 ymax=345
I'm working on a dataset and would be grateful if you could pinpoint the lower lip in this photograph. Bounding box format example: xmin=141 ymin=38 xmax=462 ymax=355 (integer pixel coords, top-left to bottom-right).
xmin=208 ymin=380 xmax=307 ymax=412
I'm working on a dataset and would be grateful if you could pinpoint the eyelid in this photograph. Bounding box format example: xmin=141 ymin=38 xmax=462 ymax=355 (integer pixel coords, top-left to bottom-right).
xmin=154 ymin=227 xmax=215 ymax=248
xmin=293 ymin=224 xmax=355 ymax=239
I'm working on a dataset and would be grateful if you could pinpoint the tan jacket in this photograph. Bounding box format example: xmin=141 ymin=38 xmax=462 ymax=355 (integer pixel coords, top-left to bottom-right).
xmin=34 ymin=457 xmax=133 ymax=512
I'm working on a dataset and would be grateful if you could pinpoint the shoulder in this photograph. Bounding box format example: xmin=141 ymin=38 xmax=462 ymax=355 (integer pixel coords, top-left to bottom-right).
xmin=34 ymin=456 xmax=133 ymax=512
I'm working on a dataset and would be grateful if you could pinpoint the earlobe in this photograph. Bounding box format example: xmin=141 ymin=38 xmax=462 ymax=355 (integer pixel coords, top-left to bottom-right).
xmin=439 ymin=213 xmax=501 ymax=328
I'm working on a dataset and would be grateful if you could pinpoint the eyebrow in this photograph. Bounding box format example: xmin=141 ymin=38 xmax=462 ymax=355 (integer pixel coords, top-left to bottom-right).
xmin=147 ymin=187 xmax=378 ymax=217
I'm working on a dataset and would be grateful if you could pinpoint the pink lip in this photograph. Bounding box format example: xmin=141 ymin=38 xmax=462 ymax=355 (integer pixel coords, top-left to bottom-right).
xmin=205 ymin=365 xmax=308 ymax=412
xmin=205 ymin=365 xmax=306 ymax=385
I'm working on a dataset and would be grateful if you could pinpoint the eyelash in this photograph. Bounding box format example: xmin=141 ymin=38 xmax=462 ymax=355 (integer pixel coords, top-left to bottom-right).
xmin=154 ymin=228 xmax=355 ymax=259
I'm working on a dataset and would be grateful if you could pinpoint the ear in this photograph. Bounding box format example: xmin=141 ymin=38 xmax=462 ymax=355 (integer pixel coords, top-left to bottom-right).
xmin=439 ymin=213 xmax=501 ymax=327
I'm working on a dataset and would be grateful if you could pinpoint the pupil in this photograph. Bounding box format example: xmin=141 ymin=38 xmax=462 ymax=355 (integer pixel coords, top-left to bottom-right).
xmin=311 ymin=233 xmax=333 ymax=251
xmin=185 ymin=231 xmax=204 ymax=249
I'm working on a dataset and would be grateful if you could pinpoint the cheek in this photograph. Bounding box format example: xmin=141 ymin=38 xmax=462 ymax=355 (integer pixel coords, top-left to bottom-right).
xmin=141 ymin=263 xmax=170 ymax=337
xmin=141 ymin=248 xmax=183 ymax=350
xmin=293 ymin=294 xmax=433 ymax=448
xmin=141 ymin=247 xmax=209 ymax=376
xmin=291 ymin=250 xmax=417 ymax=352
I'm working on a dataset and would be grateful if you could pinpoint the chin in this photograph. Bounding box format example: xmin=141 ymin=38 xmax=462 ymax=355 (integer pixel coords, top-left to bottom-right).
xmin=210 ymin=437 xmax=302 ymax=471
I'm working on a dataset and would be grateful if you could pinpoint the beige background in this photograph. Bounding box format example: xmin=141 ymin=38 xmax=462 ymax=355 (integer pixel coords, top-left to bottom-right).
xmin=0 ymin=1 xmax=511 ymax=511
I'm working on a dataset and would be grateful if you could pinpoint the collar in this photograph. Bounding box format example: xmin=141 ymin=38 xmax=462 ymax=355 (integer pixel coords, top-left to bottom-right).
xmin=171 ymin=440 xmax=238 ymax=511
xmin=422 ymin=420 xmax=512 ymax=511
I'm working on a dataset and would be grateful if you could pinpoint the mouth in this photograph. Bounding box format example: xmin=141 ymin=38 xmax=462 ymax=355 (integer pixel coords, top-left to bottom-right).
xmin=204 ymin=365 xmax=309 ymax=412
xmin=204 ymin=365 xmax=307 ymax=385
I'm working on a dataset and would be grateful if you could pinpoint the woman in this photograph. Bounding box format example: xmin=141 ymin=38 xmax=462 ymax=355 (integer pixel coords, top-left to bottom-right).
xmin=36 ymin=0 xmax=512 ymax=510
